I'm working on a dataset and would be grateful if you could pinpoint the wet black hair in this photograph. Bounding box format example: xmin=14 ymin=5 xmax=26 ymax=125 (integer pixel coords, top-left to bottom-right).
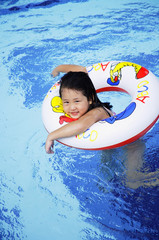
xmin=59 ymin=71 xmax=112 ymax=111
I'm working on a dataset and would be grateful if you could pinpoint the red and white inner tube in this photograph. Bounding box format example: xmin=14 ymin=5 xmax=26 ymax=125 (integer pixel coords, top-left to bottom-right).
xmin=42 ymin=61 xmax=159 ymax=150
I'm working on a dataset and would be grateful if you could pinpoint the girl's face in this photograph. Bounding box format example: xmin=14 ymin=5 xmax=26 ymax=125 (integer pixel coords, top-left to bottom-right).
xmin=61 ymin=88 xmax=91 ymax=119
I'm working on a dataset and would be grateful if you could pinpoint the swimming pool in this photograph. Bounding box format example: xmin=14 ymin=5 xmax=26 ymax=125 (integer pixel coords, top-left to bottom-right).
xmin=0 ymin=0 xmax=159 ymax=239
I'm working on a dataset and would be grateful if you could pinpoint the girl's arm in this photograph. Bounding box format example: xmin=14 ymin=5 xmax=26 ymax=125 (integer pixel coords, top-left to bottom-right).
xmin=51 ymin=64 xmax=87 ymax=77
xmin=45 ymin=107 xmax=108 ymax=154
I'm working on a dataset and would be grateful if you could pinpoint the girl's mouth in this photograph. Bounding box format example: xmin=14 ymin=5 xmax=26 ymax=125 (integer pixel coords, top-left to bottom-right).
xmin=70 ymin=111 xmax=79 ymax=117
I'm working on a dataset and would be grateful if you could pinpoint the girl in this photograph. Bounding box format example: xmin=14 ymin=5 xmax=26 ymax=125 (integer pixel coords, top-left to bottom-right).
xmin=45 ymin=64 xmax=114 ymax=154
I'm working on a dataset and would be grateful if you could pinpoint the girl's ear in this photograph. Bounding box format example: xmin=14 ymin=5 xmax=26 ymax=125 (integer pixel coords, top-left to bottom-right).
xmin=89 ymin=95 xmax=94 ymax=105
xmin=89 ymin=99 xmax=93 ymax=105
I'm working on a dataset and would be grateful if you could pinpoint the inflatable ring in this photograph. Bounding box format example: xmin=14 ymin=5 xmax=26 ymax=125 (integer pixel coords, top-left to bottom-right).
xmin=42 ymin=61 xmax=159 ymax=150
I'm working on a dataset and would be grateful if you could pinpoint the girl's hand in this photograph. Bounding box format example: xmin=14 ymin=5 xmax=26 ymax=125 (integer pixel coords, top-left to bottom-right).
xmin=51 ymin=68 xmax=59 ymax=77
xmin=45 ymin=137 xmax=54 ymax=154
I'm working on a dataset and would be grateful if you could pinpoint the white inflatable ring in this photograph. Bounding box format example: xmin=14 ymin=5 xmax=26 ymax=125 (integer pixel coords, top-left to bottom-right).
xmin=42 ymin=61 xmax=159 ymax=150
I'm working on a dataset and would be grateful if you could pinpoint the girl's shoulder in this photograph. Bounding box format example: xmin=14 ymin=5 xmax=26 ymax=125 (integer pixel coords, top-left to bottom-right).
xmin=102 ymin=106 xmax=115 ymax=118
xmin=87 ymin=107 xmax=109 ymax=121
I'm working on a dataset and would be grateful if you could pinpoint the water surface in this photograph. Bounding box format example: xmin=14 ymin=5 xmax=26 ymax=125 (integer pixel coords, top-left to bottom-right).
xmin=0 ymin=0 xmax=159 ymax=239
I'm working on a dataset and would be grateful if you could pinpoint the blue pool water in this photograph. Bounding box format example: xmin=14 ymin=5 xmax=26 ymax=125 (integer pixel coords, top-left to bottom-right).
xmin=0 ymin=0 xmax=159 ymax=239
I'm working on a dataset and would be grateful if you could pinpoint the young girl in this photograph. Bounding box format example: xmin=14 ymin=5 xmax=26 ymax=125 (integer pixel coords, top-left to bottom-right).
xmin=45 ymin=64 xmax=114 ymax=154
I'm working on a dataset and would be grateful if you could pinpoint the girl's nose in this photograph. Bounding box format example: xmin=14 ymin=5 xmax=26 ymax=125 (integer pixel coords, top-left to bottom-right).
xmin=70 ymin=103 xmax=76 ymax=110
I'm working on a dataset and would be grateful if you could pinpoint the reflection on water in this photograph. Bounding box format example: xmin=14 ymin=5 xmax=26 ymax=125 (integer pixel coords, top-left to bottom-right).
xmin=100 ymin=140 xmax=159 ymax=239
xmin=100 ymin=139 xmax=159 ymax=190
xmin=54 ymin=138 xmax=159 ymax=239
xmin=124 ymin=140 xmax=159 ymax=189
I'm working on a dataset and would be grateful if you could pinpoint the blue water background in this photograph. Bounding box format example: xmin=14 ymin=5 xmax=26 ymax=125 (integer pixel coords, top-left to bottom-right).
xmin=0 ymin=0 xmax=159 ymax=239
